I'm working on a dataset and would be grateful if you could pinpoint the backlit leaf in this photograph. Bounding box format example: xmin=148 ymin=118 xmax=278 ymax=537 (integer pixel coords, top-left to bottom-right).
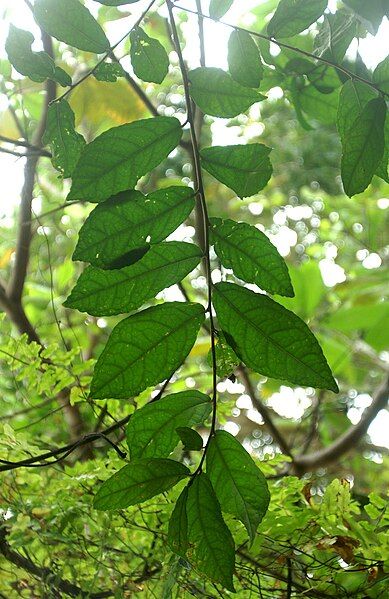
xmin=130 ymin=26 xmax=169 ymax=84
xmin=373 ymin=56 xmax=389 ymax=95
xmin=168 ymin=486 xmax=188 ymax=557
xmin=90 ymin=302 xmax=204 ymax=399
xmin=68 ymin=117 xmax=182 ymax=202
xmin=73 ymin=186 xmax=195 ymax=267
xmin=209 ymin=0 xmax=234 ymax=19
xmin=376 ymin=111 xmax=389 ymax=183
xmin=314 ymin=11 xmax=357 ymax=63
xmin=210 ymin=217 xmax=293 ymax=297
xmin=65 ymin=241 xmax=202 ymax=316
xmin=213 ymin=282 xmax=338 ymax=392
xmin=176 ymin=427 xmax=204 ymax=451
xmin=34 ymin=0 xmax=110 ymax=53
xmin=337 ymin=80 xmax=377 ymax=142
xmin=189 ymin=67 xmax=265 ymax=118
xmin=267 ymin=0 xmax=328 ymax=39
xmin=342 ymin=0 xmax=387 ymax=35
xmin=43 ymin=100 xmax=85 ymax=178
xmin=126 ymin=390 xmax=211 ymax=459
xmin=297 ymin=85 xmax=340 ymax=125
xmin=93 ymin=62 xmax=125 ymax=82
xmin=94 ymin=458 xmax=190 ymax=510
xmin=228 ymin=30 xmax=263 ymax=89
xmin=201 ymin=143 xmax=272 ymax=197
xmin=207 ymin=430 xmax=270 ymax=542
xmin=94 ymin=1 xmax=140 ymax=5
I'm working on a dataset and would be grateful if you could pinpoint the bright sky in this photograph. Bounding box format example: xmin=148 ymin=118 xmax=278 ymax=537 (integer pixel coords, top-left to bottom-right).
xmin=0 ymin=1 xmax=388 ymax=449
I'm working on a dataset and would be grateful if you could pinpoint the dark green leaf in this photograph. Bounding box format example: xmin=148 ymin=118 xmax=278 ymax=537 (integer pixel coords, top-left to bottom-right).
xmin=297 ymin=85 xmax=340 ymax=125
xmin=267 ymin=0 xmax=328 ymax=39
xmin=210 ymin=217 xmax=293 ymax=297
xmin=34 ymin=0 xmax=110 ymax=53
xmin=185 ymin=473 xmax=235 ymax=591
xmin=373 ymin=56 xmax=389 ymax=95
xmin=228 ymin=30 xmax=263 ymax=89
xmin=213 ymin=282 xmax=338 ymax=392
xmin=5 ymin=26 xmax=69 ymax=86
xmin=209 ymin=0 xmax=234 ymax=19
xmin=340 ymin=97 xmax=386 ymax=197
xmin=94 ymin=458 xmax=190 ymax=510
xmin=376 ymin=111 xmax=389 ymax=183
xmin=65 ymin=241 xmax=201 ymax=316
xmin=207 ymin=430 xmax=270 ymax=542
xmin=209 ymin=331 xmax=240 ymax=379
xmin=176 ymin=427 xmax=203 ymax=451
xmin=126 ymin=390 xmax=211 ymax=459
xmin=314 ymin=11 xmax=357 ymax=63
xmin=130 ymin=26 xmax=169 ymax=84
xmin=342 ymin=0 xmax=388 ymax=35
xmin=189 ymin=67 xmax=265 ymax=118
xmin=43 ymin=100 xmax=85 ymax=178
xmin=201 ymin=143 xmax=272 ymax=197
xmin=68 ymin=117 xmax=182 ymax=202
xmin=168 ymin=486 xmax=188 ymax=557
xmin=73 ymin=186 xmax=195 ymax=267
xmin=337 ymin=80 xmax=378 ymax=142
xmin=90 ymin=302 xmax=204 ymax=399
xmin=93 ymin=62 xmax=125 ymax=82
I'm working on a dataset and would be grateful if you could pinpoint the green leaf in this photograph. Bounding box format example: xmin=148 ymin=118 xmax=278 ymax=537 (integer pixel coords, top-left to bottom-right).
xmin=373 ymin=56 xmax=389 ymax=95
xmin=267 ymin=0 xmax=328 ymax=38
xmin=93 ymin=62 xmax=125 ymax=82
xmin=90 ymin=302 xmax=204 ymax=399
xmin=228 ymin=30 xmax=263 ymax=89
xmin=209 ymin=331 xmax=240 ymax=379
xmin=210 ymin=217 xmax=293 ymax=297
xmin=126 ymin=390 xmax=211 ymax=459
xmin=340 ymin=97 xmax=386 ymax=197
xmin=5 ymin=26 xmax=69 ymax=86
xmin=209 ymin=0 xmax=234 ymax=19
xmin=65 ymin=241 xmax=201 ymax=316
xmin=189 ymin=67 xmax=265 ymax=118
xmin=176 ymin=427 xmax=203 ymax=451
xmin=342 ymin=0 xmax=387 ymax=35
xmin=314 ymin=11 xmax=357 ymax=64
xmin=207 ymin=430 xmax=270 ymax=543
xmin=213 ymin=282 xmax=338 ymax=392
xmin=168 ymin=486 xmax=189 ymax=557
xmin=93 ymin=458 xmax=190 ymax=510
xmin=337 ymin=80 xmax=378 ymax=142
xmin=130 ymin=26 xmax=169 ymax=84
xmin=43 ymin=100 xmax=86 ymax=178
xmin=94 ymin=1 xmax=140 ymax=5
xmin=276 ymin=261 xmax=325 ymax=320
xmin=297 ymin=85 xmax=340 ymax=125
xmin=68 ymin=117 xmax=182 ymax=202
xmin=185 ymin=473 xmax=235 ymax=591
xmin=201 ymin=143 xmax=272 ymax=197
xmin=34 ymin=0 xmax=110 ymax=53
xmin=376 ymin=111 xmax=389 ymax=183
xmin=73 ymin=186 xmax=195 ymax=268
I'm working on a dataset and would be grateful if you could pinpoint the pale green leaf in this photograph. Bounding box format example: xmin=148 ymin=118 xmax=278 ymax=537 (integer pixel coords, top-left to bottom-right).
xmin=201 ymin=143 xmax=272 ymax=197
xmin=267 ymin=0 xmax=328 ymax=38
xmin=94 ymin=458 xmax=190 ymax=510
xmin=68 ymin=117 xmax=182 ymax=202
xmin=90 ymin=302 xmax=204 ymax=399
xmin=34 ymin=0 xmax=110 ymax=53
xmin=209 ymin=0 xmax=234 ymax=19
xmin=207 ymin=430 xmax=270 ymax=542
xmin=373 ymin=56 xmax=389 ymax=95
xmin=126 ymin=390 xmax=211 ymax=459
xmin=213 ymin=282 xmax=338 ymax=392
xmin=298 ymin=85 xmax=340 ymax=125
xmin=228 ymin=30 xmax=263 ymax=88
xmin=130 ymin=26 xmax=169 ymax=84
xmin=337 ymin=80 xmax=378 ymax=142
xmin=43 ymin=100 xmax=85 ymax=178
xmin=210 ymin=217 xmax=293 ymax=297
xmin=314 ymin=11 xmax=357 ymax=63
xmin=189 ymin=67 xmax=265 ymax=118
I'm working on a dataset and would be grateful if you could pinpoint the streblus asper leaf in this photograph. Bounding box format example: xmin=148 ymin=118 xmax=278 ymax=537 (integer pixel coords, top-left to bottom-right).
xmin=64 ymin=241 xmax=202 ymax=316
xmin=68 ymin=117 xmax=182 ymax=202
xmin=176 ymin=427 xmax=204 ymax=451
xmin=213 ymin=282 xmax=338 ymax=392
xmin=90 ymin=302 xmax=204 ymax=399
xmin=34 ymin=0 xmax=110 ymax=53
xmin=43 ymin=100 xmax=86 ymax=178
xmin=210 ymin=218 xmax=293 ymax=297
xmin=94 ymin=458 xmax=190 ymax=510
xmin=373 ymin=56 xmax=389 ymax=94
xmin=228 ymin=30 xmax=263 ymax=89
xmin=168 ymin=486 xmax=188 ymax=557
xmin=126 ymin=390 xmax=211 ymax=459
xmin=201 ymin=144 xmax=272 ymax=198
xmin=267 ymin=0 xmax=328 ymax=38
xmin=209 ymin=0 xmax=234 ymax=19
xmin=189 ymin=67 xmax=265 ymax=118
xmin=207 ymin=430 xmax=270 ymax=543
xmin=73 ymin=186 xmax=195 ymax=268
xmin=130 ymin=26 xmax=169 ymax=84
xmin=337 ymin=80 xmax=377 ymax=142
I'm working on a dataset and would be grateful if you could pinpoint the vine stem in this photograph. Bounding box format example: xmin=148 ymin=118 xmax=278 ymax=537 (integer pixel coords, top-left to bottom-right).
xmin=174 ymin=4 xmax=389 ymax=100
xmin=167 ymin=1 xmax=218 ymax=473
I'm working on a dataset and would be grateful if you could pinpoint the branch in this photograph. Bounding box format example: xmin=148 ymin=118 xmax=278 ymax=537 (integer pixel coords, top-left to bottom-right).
xmin=294 ymin=374 xmax=389 ymax=473
xmin=0 ymin=135 xmax=51 ymax=157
